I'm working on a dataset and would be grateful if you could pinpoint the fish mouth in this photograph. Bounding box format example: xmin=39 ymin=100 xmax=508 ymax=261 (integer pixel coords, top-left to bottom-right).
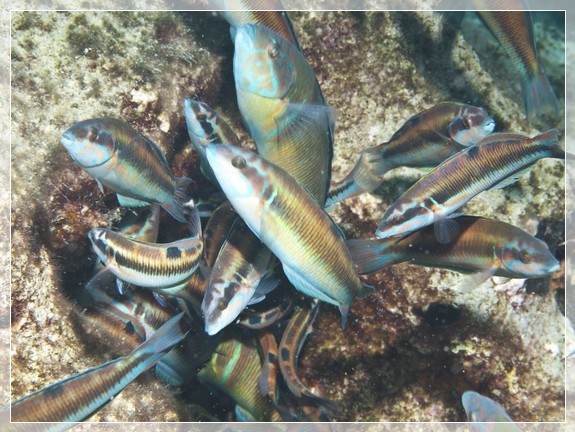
xmin=60 ymin=131 xmax=76 ymax=149
xmin=547 ymin=261 xmax=561 ymax=273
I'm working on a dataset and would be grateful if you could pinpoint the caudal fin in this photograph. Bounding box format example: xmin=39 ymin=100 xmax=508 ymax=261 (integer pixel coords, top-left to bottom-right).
xmin=133 ymin=312 xmax=189 ymax=362
xmin=163 ymin=177 xmax=194 ymax=224
xmin=346 ymin=237 xmax=398 ymax=275
xmin=522 ymin=69 xmax=559 ymax=122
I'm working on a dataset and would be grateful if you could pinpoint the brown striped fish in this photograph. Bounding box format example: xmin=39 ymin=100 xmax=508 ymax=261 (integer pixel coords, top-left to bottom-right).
xmin=206 ymin=144 xmax=373 ymax=325
xmin=238 ymin=293 xmax=295 ymax=330
xmin=278 ymin=299 xmax=337 ymax=416
xmin=376 ymin=129 xmax=564 ymax=243
xmin=88 ymin=226 xmax=203 ymax=303
xmin=61 ymin=118 xmax=193 ymax=223
xmin=326 ymin=102 xmax=495 ymax=206
xmin=197 ymin=335 xmax=283 ymax=421
xmin=258 ymin=331 xmax=279 ymax=405
xmin=473 ymin=0 xmax=559 ymax=121
xmin=8 ymin=313 xmax=188 ymax=424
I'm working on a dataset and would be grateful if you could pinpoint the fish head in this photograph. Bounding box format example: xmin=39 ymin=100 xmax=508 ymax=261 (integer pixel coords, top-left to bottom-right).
xmin=234 ymin=24 xmax=295 ymax=100
xmin=205 ymin=144 xmax=268 ymax=234
xmin=61 ymin=119 xmax=116 ymax=168
xmin=500 ymin=236 xmax=560 ymax=277
xmin=183 ymin=98 xmax=217 ymax=145
xmin=461 ymin=390 xmax=515 ymax=424
xmin=88 ymin=228 xmax=112 ymax=264
xmin=450 ymin=106 xmax=495 ymax=146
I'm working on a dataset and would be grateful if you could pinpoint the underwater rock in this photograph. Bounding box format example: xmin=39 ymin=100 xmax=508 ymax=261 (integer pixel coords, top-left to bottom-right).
xmin=9 ymin=8 xmax=566 ymax=424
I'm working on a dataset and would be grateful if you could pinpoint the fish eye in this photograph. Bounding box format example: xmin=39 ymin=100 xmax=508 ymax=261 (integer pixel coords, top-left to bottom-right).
xmin=519 ymin=250 xmax=533 ymax=264
xmin=218 ymin=299 xmax=228 ymax=311
xmin=231 ymin=156 xmax=247 ymax=169
xmin=87 ymin=127 xmax=99 ymax=142
xmin=267 ymin=43 xmax=280 ymax=59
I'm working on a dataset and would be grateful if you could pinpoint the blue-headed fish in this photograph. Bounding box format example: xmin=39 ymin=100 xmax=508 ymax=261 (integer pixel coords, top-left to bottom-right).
xmin=473 ymin=0 xmax=558 ymax=121
xmin=183 ymin=98 xmax=241 ymax=185
xmin=349 ymin=216 xmax=559 ymax=278
xmin=60 ymin=118 xmax=193 ymax=223
xmin=327 ymin=102 xmax=495 ymax=206
xmin=202 ymin=217 xmax=276 ymax=335
xmin=462 ymin=390 xmax=521 ymax=431
xmin=7 ymin=313 xmax=188 ymax=424
xmin=206 ymin=144 xmax=372 ymax=325
xmin=376 ymin=129 xmax=564 ymax=243
xmin=278 ymin=299 xmax=337 ymax=417
xmin=233 ymin=24 xmax=334 ymax=204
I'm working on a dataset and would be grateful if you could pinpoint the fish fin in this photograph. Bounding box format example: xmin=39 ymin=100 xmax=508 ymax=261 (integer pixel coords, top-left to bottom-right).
xmin=282 ymin=264 xmax=348 ymax=326
xmin=229 ymin=26 xmax=237 ymax=42
xmin=142 ymin=135 xmax=171 ymax=172
xmin=279 ymin=102 xmax=335 ymax=147
xmin=490 ymin=166 xmax=533 ymax=190
xmin=133 ymin=312 xmax=189 ymax=357
xmin=234 ymin=405 xmax=256 ymax=422
xmin=116 ymin=278 xmax=130 ymax=295
xmin=250 ymin=276 xmax=281 ymax=305
xmin=339 ymin=304 xmax=349 ymax=329
xmin=84 ymin=268 xmax=115 ymax=297
xmin=522 ymin=69 xmax=559 ymax=122
xmin=434 ymin=213 xmax=462 ymax=244
xmin=116 ymin=193 xmax=150 ymax=208
xmin=346 ymin=237 xmax=397 ymax=275
xmin=492 ymin=276 xmax=511 ymax=285
xmin=182 ymin=198 xmax=202 ymax=239
xmin=162 ymin=177 xmax=195 ymax=224
xmin=452 ymin=268 xmax=497 ymax=293
xmin=152 ymin=291 xmax=169 ymax=307
xmin=96 ymin=179 xmax=105 ymax=193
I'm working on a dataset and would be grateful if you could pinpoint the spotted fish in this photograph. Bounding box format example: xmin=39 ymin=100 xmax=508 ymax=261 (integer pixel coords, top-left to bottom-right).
xmin=61 ymin=118 xmax=193 ymax=223
xmin=202 ymin=217 xmax=276 ymax=335
xmin=257 ymin=331 xmax=279 ymax=405
xmin=183 ymin=98 xmax=241 ymax=185
xmin=206 ymin=144 xmax=373 ymax=325
xmin=349 ymin=215 xmax=559 ymax=278
xmin=88 ymin=225 xmax=203 ymax=304
xmin=376 ymin=129 xmax=564 ymax=242
xmin=462 ymin=390 xmax=521 ymax=431
xmin=474 ymin=0 xmax=558 ymax=121
xmin=233 ymin=24 xmax=334 ymax=204
xmin=326 ymin=102 xmax=495 ymax=206
xmin=197 ymin=335 xmax=283 ymax=421
xmin=7 ymin=313 xmax=188 ymax=424
xmin=278 ymin=299 xmax=337 ymax=416
xmin=238 ymin=292 xmax=295 ymax=330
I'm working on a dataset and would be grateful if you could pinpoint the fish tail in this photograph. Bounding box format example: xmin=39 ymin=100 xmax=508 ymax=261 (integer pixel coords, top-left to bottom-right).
xmin=522 ymin=68 xmax=559 ymax=121
xmin=163 ymin=177 xmax=194 ymax=224
xmin=346 ymin=237 xmax=398 ymax=275
xmin=326 ymin=147 xmax=387 ymax=206
xmin=132 ymin=312 xmax=189 ymax=363
xmin=533 ymin=128 xmax=565 ymax=159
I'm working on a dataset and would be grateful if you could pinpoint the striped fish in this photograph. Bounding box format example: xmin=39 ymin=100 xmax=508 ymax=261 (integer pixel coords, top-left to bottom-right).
xmin=183 ymin=98 xmax=241 ymax=185
xmin=326 ymin=102 xmax=495 ymax=206
xmin=462 ymin=391 xmax=520 ymax=431
xmin=88 ymin=226 xmax=203 ymax=304
xmin=206 ymin=144 xmax=373 ymax=325
xmin=376 ymin=129 xmax=564 ymax=243
xmin=257 ymin=331 xmax=279 ymax=405
xmin=278 ymin=300 xmax=337 ymax=416
xmin=203 ymin=201 xmax=239 ymax=268
xmin=8 ymin=313 xmax=188 ymax=424
xmin=349 ymin=216 xmax=559 ymax=278
xmin=202 ymin=217 xmax=276 ymax=335
xmin=238 ymin=293 xmax=295 ymax=330
xmin=60 ymin=118 xmax=193 ymax=223
xmin=197 ymin=335 xmax=283 ymax=422
xmin=233 ymin=24 xmax=334 ymax=205
xmin=473 ymin=0 xmax=558 ymax=121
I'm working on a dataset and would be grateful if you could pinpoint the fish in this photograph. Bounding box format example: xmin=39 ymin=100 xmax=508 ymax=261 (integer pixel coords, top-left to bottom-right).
xmin=326 ymin=102 xmax=495 ymax=206
xmin=257 ymin=331 xmax=279 ymax=405
xmin=348 ymin=215 xmax=560 ymax=278
xmin=197 ymin=335 xmax=283 ymax=422
xmin=183 ymin=98 xmax=241 ymax=185
xmin=88 ymin=225 xmax=203 ymax=304
xmin=211 ymin=0 xmax=302 ymax=51
xmin=61 ymin=118 xmax=194 ymax=223
xmin=278 ymin=299 xmax=337 ymax=417
xmin=7 ymin=313 xmax=189 ymax=424
xmin=202 ymin=217 xmax=276 ymax=335
xmin=238 ymin=292 xmax=295 ymax=330
xmin=206 ymin=144 xmax=373 ymax=325
xmin=473 ymin=0 xmax=559 ymax=121
xmin=375 ymin=129 xmax=564 ymax=243
xmin=462 ymin=390 xmax=521 ymax=431
xmin=202 ymin=200 xmax=239 ymax=268
xmin=233 ymin=24 xmax=334 ymax=204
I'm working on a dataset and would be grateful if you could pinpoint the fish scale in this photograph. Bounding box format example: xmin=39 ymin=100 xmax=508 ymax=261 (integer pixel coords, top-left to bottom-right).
xmin=376 ymin=129 xmax=564 ymax=240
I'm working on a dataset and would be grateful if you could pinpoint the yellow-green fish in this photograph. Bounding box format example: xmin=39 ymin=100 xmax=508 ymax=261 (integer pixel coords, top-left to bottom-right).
xmin=61 ymin=118 xmax=193 ymax=223
xmin=327 ymin=102 xmax=495 ymax=206
xmin=462 ymin=390 xmax=521 ymax=431
xmin=233 ymin=24 xmax=334 ymax=204
xmin=206 ymin=144 xmax=372 ymax=325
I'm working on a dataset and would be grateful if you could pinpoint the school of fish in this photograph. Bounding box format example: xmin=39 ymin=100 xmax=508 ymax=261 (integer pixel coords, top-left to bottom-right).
xmin=8 ymin=2 xmax=564 ymax=429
